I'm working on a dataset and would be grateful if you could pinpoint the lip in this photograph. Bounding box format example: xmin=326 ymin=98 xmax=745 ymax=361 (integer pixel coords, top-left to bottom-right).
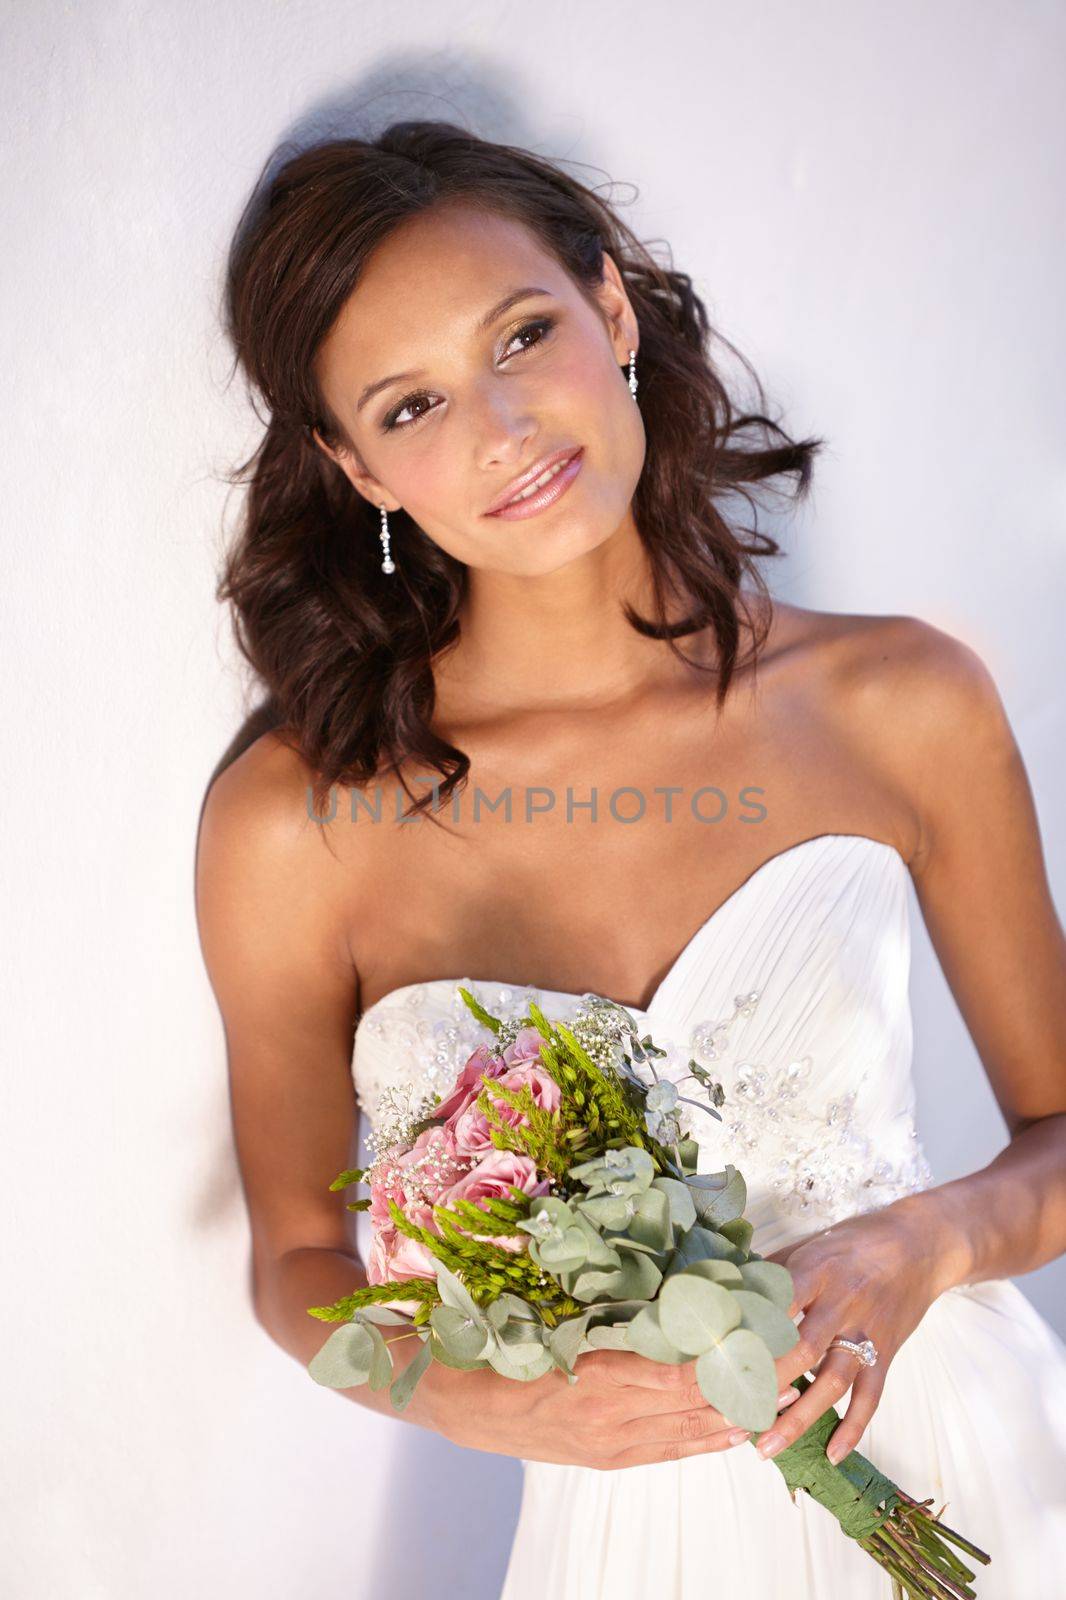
xmin=483 ymin=446 xmax=584 ymax=517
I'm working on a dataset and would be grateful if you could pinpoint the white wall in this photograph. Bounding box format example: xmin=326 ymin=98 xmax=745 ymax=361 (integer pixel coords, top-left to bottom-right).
xmin=3 ymin=2 xmax=1063 ymax=1595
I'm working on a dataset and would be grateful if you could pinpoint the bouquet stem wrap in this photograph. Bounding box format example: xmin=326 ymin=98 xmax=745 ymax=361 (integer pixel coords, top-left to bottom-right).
xmin=758 ymin=1375 xmax=989 ymax=1599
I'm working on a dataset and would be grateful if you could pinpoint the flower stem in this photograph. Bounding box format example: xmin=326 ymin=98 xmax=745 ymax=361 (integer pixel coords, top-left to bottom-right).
xmin=757 ymin=1376 xmax=991 ymax=1597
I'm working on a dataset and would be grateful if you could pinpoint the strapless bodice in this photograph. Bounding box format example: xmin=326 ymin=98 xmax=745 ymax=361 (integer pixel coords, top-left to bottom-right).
xmin=351 ymin=833 xmax=936 ymax=1255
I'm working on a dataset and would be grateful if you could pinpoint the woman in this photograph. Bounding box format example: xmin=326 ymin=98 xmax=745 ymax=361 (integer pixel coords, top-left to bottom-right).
xmin=196 ymin=121 xmax=1066 ymax=1596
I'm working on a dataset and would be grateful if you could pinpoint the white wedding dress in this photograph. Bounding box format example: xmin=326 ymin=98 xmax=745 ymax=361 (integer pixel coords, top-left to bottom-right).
xmin=352 ymin=832 xmax=1066 ymax=1596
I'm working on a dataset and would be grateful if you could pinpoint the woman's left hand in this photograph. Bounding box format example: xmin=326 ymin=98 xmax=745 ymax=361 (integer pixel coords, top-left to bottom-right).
xmin=753 ymin=1202 xmax=951 ymax=1465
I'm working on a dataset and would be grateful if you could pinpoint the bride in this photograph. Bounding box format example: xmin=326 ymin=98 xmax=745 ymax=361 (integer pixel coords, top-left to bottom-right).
xmin=196 ymin=121 xmax=1066 ymax=1595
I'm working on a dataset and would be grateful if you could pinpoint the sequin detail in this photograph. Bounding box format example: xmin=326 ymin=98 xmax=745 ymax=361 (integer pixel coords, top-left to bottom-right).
xmin=683 ymin=990 xmax=935 ymax=1222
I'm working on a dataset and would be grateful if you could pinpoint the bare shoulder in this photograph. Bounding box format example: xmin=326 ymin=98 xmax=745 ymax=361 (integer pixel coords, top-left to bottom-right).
xmin=196 ymin=730 xmax=368 ymax=1273
xmin=779 ymin=603 xmax=1015 ymax=866
xmin=196 ymin=729 xmax=355 ymax=1001
xmin=823 ymin=607 xmax=1008 ymax=759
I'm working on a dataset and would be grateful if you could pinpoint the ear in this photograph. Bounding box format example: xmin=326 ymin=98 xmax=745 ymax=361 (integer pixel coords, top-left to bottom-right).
xmin=309 ymin=426 xmax=402 ymax=514
xmin=595 ymin=251 xmax=639 ymax=366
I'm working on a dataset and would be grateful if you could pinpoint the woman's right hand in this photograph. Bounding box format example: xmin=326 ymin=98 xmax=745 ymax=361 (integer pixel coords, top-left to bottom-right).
xmin=400 ymin=1339 xmax=800 ymax=1469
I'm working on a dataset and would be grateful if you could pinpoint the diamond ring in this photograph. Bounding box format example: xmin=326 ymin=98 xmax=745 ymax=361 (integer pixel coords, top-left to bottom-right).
xmin=827 ymin=1335 xmax=879 ymax=1367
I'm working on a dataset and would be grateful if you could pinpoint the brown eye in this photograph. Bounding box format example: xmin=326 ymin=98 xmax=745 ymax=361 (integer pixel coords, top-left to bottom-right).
xmin=382 ymin=392 xmax=437 ymax=432
xmin=501 ymin=316 xmax=555 ymax=360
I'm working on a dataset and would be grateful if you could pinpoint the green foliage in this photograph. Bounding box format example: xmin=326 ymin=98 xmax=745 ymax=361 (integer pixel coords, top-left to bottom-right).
xmin=384 ymin=1196 xmax=577 ymax=1324
xmin=455 ymin=986 xmax=503 ymax=1034
xmin=328 ymin=1166 xmax=365 ymax=1191
xmin=306 ymin=1277 xmax=438 ymax=1322
xmin=475 ymin=1079 xmax=573 ymax=1181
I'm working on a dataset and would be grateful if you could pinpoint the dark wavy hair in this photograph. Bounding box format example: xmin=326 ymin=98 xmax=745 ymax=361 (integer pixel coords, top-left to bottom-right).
xmin=218 ymin=120 xmax=824 ymax=820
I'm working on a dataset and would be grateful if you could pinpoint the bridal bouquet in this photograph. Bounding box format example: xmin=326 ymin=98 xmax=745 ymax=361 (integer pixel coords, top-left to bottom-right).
xmin=308 ymin=988 xmax=990 ymax=1598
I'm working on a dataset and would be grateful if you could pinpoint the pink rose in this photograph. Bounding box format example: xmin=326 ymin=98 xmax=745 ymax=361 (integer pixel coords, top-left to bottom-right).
xmin=501 ymin=1026 xmax=548 ymax=1067
xmin=367 ymin=1124 xmax=467 ymax=1225
xmin=366 ymin=1223 xmax=438 ymax=1285
xmin=432 ymin=1044 xmax=508 ymax=1123
xmin=439 ymin=1150 xmax=550 ymax=1255
xmin=451 ymin=1061 xmax=562 ymax=1157
xmin=440 ymin=1148 xmax=550 ymax=1211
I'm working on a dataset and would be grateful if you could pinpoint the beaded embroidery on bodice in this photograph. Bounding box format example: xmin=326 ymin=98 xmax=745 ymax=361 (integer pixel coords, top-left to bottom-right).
xmin=351 ymin=833 xmax=936 ymax=1255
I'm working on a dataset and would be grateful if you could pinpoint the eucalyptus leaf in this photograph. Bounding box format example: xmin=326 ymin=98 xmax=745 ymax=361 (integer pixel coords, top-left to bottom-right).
xmin=651 ymin=1177 xmax=697 ymax=1233
xmin=307 ymin=1321 xmax=376 ymax=1389
xmin=609 ymin=1234 xmax=665 ymax=1258
xmin=668 ymin=1225 xmax=742 ymax=1275
xmin=430 ymin=1303 xmax=496 ymax=1363
xmin=626 ymin=1304 xmax=688 ymax=1364
xmin=676 ymin=1138 xmax=700 ymax=1172
xmin=531 ymin=1226 xmax=590 ymax=1273
xmin=389 ymin=1336 xmax=433 ymax=1412
xmin=497 ymin=1318 xmax=546 ymax=1354
xmin=569 ymin=1145 xmax=655 ymax=1197
xmin=364 ymin=1322 xmax=396 ymax=1391
xmin=738 ymin=1259 xmax=795 ymax=1310
xmin=718 ymin=1216 xmax=754 ymax=1255
xmin=576 ymin=1193 xmax=636 ymax=1230
xmin=570 ymin=1211 xmax=624 ymax=1268
xmin=522 ymin=1196 xmax=575 ymax=1228
xmin=434 ymin=1261 xmax=485 ymax=1323
xmin=584 ymin=1298 xmax=654 ymax=1328
xmin=730 ymin=1290 xmax=801 ymax=1358
xmin=695 ymin=1327 xmax=779 ymax=1431
xmin=682 ymin=1257 xmax=744 ymax=1287
xmin=487 ymin=1293 xmax=540 ymax=1331
xmin=571 ymin=1249 xmax=662 ymax=1304
xmin=548 ymin=1309 xmax=594 ymax=1373
xmin=658 ymin=1273 xmax=742 ymax=1355
xmin=584 ymin=1323 xmax=631 ymax=1350
xmin=688 ymin=1164 xmax=747 ymax=1226
xmin=627 ymin=1186 xmax=673 ymax=1252
xmin=488 ymin=1342 xmax=555 ymax=1381
xmin=353 ymin=1305 xmax=412 ymax=1327
xmin=429 ymin=1337 xmax=492 ymax=1373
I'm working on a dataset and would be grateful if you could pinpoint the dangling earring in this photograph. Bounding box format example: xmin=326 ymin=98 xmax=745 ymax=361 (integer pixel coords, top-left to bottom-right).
xmin=628 ymin=348 xmax=638 ymax=401
xmin=379 ymin=504 xmax=396 ymax=574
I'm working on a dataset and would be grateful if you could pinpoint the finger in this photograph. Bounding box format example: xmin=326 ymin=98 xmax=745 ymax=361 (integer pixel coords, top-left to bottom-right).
xmin=606 ymin=1425 xmax=755 ymax=1469
xmin=772 ymin=1308 xmax=844 ymax=1388
xmin=590 ymin=1349 xmax=701 ymax=1392
xmin=784 ymin=1267 xmax=822 ymax=1320
xmin=754 ymin=1348 xmax=861 ymax=1459
xmin=626 ymin=1382 xmax=801 ymax=1439
xmin=824 ymin=1367 xmax=886 ymax=1464
xmin=622 ymin=1402 xmax=751 ymax=1451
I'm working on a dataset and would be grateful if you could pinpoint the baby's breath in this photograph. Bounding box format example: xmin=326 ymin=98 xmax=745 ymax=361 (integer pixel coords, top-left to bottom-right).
xmin=365 ymin=1081 xmax=440 ymax=1161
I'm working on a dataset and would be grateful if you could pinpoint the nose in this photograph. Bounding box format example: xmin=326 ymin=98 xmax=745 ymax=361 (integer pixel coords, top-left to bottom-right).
xmin=472 ymin=382 xmax=539 ymax=471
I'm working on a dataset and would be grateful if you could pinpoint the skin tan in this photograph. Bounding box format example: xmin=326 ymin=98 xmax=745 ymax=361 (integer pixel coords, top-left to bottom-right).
xmin=196 ymin=201 xmax=1066 ymax=1471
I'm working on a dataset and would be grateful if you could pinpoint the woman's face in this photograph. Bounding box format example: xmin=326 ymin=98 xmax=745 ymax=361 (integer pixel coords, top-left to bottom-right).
xmin=312 ymin=202 xmax=645 ymax=576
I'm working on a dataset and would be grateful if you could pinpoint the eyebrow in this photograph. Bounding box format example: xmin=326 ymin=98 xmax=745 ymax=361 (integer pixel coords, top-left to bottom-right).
xmin=355 ymin=286 xmax=554 ymax=413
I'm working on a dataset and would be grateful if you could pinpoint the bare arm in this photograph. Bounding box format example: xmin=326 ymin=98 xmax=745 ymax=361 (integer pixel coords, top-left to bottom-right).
xmin=885 ymin=621 xmax=1066 ymax=1288
xmin=195 ymin=737 xmax=419 ymax=1417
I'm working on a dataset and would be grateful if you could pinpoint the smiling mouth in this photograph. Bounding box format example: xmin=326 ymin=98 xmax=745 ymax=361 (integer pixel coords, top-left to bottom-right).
xmin=498 ymin=452 xmax=576 ymax=505
xmin=484 ymin=447 xmax=585 ymax=519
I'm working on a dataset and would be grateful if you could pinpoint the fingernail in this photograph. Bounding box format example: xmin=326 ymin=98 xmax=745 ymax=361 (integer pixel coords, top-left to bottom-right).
xmin=827 ymin=1439 xmax=846 ymax=1465
xmin=728 ymin=1429 xmax=750 ymax=1446
xmin=757 ymin=1431 xmax=785 ymax=1458
xmin=777 ymin=1387 xmax=800 ymax=1409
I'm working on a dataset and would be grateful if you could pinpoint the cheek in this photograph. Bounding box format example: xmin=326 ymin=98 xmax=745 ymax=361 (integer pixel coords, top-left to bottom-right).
xmin=554 ymin=345 xmax=644 ymax=481
xmin=387 ymin=444 xmax=466 ymax=522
